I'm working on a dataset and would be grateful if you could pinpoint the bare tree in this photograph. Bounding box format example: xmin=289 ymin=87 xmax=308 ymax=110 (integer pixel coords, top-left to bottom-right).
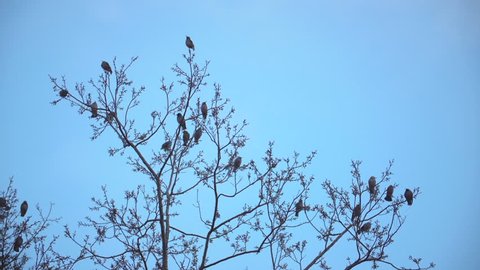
xmin=49 ymin=39 xmax=434 ymax=270
xmin=0 ymin=177 xmax=72 ymax=270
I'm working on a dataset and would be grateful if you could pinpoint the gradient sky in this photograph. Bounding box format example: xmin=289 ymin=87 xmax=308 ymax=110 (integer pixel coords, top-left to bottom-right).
xmin=1 ymin=1 xmax=479 ymax=269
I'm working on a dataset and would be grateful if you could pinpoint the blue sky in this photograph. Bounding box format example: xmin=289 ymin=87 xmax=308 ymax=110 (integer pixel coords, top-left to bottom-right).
xmin=1 ymin=0 xmax=479 ymax=269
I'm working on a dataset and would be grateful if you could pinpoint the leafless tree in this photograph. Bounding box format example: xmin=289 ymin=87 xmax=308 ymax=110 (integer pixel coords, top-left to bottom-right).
xmin=270 ymin=160 xmax=435 ymax=270
xmin=0 ymin=177 xmax=73 ymax=269
xmin=49 ymin=41 xmax=434 ymax=270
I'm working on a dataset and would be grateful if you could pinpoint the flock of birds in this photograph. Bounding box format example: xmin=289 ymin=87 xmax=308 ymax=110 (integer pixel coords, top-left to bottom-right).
xmin=295 ymin=176 xmax=414 ymax=233
xmin=63 ymin=36 xmax=243 ymax=172
xmin=8 ymin=35 xmax=418 ymax=257
xmin=0 ymin=197 xmax=28 ymax=252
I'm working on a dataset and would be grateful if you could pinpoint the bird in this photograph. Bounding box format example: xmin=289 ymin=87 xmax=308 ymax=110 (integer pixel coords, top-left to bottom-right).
xmin=14 ymin=236 xmax=23 ymax=252
xmin=351 ymin=204 xmax=361 ymax=222
xmin=232 ymin=156 xmax=242 ymax=172
xmin=404 ymin=188 xmax=413 ymax=206
xmin=59 ymin=89 xmax=69 ymax=98
xmin=368 ymin=176 xmax=376 ymax=195
xmin=20 ymin=201 xmax=28 ymax=217
xmin=193 ymin=128 xmax=202 ymax=143
xmin=161 ymin=141 xmax=172 ymax=152
xmin=385 ymin=185 xmax=394 ymax=201
xmin=359 ymin=222 xmax=372 ymax=233
xmin=201 ymin=102 xmax=208 ymax=120
xmin=90 ymin=102 xmax=98 ymax=118
xmin=185 ymin=36 xmax=195 ymax=50
xmin=106 ymin=111 xmax=115 ymax=124
xmin=183 ymin=130 xmax=190 ymax=146
xmin=177 ymin=113 xmax=186 ymax=130
xmin=101 ymin=61 xmax=112 ymax=74
xmin=295 ymin=199 xmax=304 ymax=217
xmin=0 ymin=197 xmax=7 ymax=208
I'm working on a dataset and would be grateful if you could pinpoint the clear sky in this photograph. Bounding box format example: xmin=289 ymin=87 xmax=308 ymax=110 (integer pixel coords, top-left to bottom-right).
xmin=1 ymin=0 xmax=479 ymax=269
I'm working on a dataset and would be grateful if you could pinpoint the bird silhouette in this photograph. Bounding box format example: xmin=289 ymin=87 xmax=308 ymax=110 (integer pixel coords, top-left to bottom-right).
xmin=193 ymin=128 xmax=202 ymax=143
xmin=0 ymin=197 xmax=7 ymax=208
xmin=20 ymin=201 xmax=28 ymax=217
xmin=201 ymin=102 xmax=208 ymax=120
xmin=351 ymin=204 xmax=361 ymax=222
xmin=14 ymin=236 xmax=23 ymax=252
xmin=161 ymin=141 xmax=172 ymax=151
xmin=359 ymin=222 xmax=372 ymax=233
xmin=105 ymin=111 xmax=115 ymax=124
xmin=101 ymin=61 xmax=112 ymax=74
xmin=59 ymin=89 xmax=69 ymax=98
xmin=90 ymin=102 xmax=98 ymax=118
xmin=177 ymin=113 xmax=186 ymax=130
xmin=385 ymin=185 xmax=394 ymax=201
xmin=368 ymin=176 xmax=376 ymax=195
xmin=183 ymin=130 xmax=190 ymax=146
xmin=404 ymin=188 xmax=413 ymax=206
xmin=185 ymin=36 xmax=195 ymax=50
xmin=295 ymin=199 xmax=304 ymax=217
xmin=232 ymin=156 xmax=242 ymax=172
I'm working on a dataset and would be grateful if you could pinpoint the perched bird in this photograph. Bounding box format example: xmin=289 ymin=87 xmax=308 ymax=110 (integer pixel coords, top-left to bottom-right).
xmin=351 ymin=204 xmax=361 ymax=222
xmin=295 ymin=199 xmax=304 ymax=217
xmin=101 ymin=61 xmax=113 ymax=74
xmin=232 ymin=156 xmax=242 ymax=172
xmin=14 ymin=236 xmax=23 ymax=252
xmin=185 ymin=36 xmax=195 ymax=50
xmin=0 ymin=197 xmax=7 ymax=208
xmin=359 ymin=222 xmax=372 ymax=233
xmin=59 ymin=89 xmax=69 ymax=98
xmin=90 ymin=102 xmax=98 ymax=118
xmin=106 ymin=111 xmax=115 ymax=124
xmin=193 ymin=128 xmax=202 ymax=143
xmin=201 ymin=102 xmax=208 ymax=120
xmin=368 ymin=176 xmax=376 ymax=195
xmin=404 ymin=188 xmax=413 ymax=206
xmin=183 ymin=130 xmax=190 ymax=146
xmin=20 ymin=201 xmax=28 ymax=217
xmin=177 ymin=113 xmax=186 ymax=130
xmin=161 ymin=141 xmax=172 ymax=152
xmin=385 ymin=185 xmax=394 ymax=202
